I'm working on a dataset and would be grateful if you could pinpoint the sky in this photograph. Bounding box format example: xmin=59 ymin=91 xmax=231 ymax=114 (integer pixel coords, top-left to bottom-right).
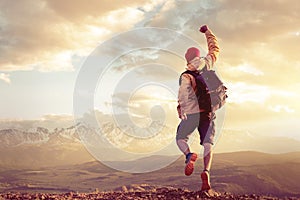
xmin=0 ymin=0 xmax=300 ymax=147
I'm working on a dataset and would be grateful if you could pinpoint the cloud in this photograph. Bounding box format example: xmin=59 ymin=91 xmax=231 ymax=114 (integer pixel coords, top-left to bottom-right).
xmin=1 ymin=0 xmax=299 ymax=72
xmin=2 ymin=0 xmax=298 ymax=75
xmin=226 ymin=64 xmax=264 ymax=76
xmin=45 ymin=0 xmax=148 ymax=21
xmin=41 ymin=114 xmax=74 ymax=122
xmin=111 ymin=49 xmax=160 ymax=72
xmin=0 ymin=114 xmax=74 ymax=130
xmin=227 ymin=82 xmax=270 ymax=104
xmin=0 ymin=73 xmax=10 ymax=84
xmin=269 ymin=105 xmax=295 ymax=113
xmin=226 ymin=80 xmax=298 ymax=110
xmin=109 ymin=89 xmax=177 ymax=126
xmin=1 ymin=0 xmax=300 ymax=136
xmin=0 ymin=0 xmax=163 ymax=72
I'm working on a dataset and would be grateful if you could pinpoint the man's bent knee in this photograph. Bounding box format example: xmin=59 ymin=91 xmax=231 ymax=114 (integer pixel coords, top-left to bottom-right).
xmin=176 ymin=139 xmax=190 ymax=155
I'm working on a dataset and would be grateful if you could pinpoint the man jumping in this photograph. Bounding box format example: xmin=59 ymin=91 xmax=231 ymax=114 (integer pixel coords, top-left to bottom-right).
xmin=176 ymin=24 xmax=220 ymax=191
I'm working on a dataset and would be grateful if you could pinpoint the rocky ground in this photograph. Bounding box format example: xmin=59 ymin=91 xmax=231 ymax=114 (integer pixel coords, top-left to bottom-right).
xmin=0 ymin=185 xmax=299 ymax=200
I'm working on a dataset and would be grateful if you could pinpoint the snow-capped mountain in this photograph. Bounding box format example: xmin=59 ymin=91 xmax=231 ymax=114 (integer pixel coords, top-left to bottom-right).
xmin=0 ymin=124 xmax=81 ymax=147
xmin=0 ymin=121 xmax=177 ymax=168
xmin=0 ymin=128 xmax=49 ymax=147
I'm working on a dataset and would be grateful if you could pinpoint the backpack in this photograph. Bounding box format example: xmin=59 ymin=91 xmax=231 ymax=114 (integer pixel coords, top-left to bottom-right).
xmin=180 ymin=68 xmax=228 ymax=112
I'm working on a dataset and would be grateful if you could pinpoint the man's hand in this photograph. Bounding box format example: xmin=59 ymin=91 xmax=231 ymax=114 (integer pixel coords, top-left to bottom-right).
xmin=181 ymin=113 xmax=187 ymax=120
xmin=199 ymin=25 xmax=208 ymax=33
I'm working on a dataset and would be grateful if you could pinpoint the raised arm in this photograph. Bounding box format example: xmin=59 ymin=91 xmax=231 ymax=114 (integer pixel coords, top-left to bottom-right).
xmin=199 ymin=25 xmax=220 ymax=69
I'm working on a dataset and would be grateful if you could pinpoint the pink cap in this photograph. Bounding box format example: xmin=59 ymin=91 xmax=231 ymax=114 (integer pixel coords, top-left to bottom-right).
xmin=185 ymin=47 xmax=200 ymax=63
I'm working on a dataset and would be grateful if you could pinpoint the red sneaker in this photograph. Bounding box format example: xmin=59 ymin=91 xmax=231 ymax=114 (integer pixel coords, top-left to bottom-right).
xmin=201 ymin=170 xmax=211 ymax=191
xmin=184 ymin=153 xmax=197 ymax=176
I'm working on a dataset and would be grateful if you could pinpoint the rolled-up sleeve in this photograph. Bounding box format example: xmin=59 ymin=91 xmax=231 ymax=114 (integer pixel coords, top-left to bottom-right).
xmin=204 ymin=29 xmax=220 ymax=70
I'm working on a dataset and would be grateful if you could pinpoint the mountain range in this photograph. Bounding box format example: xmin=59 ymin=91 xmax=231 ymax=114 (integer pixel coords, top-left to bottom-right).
xmin=0 ymin=123 xmax=300 ymax=197
xmin=1 ymin=122 xmax=300 ymax=169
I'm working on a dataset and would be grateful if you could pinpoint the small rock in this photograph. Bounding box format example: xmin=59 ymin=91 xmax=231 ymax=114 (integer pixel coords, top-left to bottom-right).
xmin=121 ymin=185 xmax=128 ymax=193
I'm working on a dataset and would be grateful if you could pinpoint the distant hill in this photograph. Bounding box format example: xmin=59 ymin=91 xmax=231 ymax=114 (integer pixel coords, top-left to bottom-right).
xmin=213 ymin=129 xmax=300 ymax=154
xmin=0 ymin=151 xmax=300 ymax=197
